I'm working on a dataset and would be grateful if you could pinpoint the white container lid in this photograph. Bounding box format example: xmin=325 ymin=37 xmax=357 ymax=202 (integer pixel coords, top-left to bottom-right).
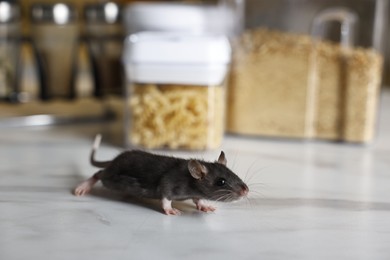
xmin=123 ymin=2 xmax=233 ymax=35
xmin=123 ymin=32 xmax=231 ymax=85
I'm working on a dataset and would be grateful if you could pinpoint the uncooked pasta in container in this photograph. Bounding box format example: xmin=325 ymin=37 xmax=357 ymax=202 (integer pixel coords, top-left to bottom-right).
xmin=227 ymin=2 xmax=386 ymax=143
xmin=123 ymin=32 xmax=231 ymax=149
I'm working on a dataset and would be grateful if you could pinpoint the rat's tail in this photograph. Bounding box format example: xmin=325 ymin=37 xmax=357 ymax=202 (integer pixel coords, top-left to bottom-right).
xmin=90 ymin=134 xmax=111 ymax=168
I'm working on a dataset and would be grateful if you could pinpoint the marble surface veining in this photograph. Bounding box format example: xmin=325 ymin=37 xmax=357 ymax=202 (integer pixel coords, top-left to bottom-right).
xmin=1 ymin=90 xmax=390 ymax=260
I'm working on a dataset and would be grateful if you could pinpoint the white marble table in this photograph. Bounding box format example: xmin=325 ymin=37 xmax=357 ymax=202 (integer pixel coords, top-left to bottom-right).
xmin=1 ymin=90 xmax=390 ymax=260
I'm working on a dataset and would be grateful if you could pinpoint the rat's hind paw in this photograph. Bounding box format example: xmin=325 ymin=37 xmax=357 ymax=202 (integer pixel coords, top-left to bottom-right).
xmin=74 ymin=181 xmax=93 ymax=196
xmin=74 ymin=175 xmax=99 ymax=196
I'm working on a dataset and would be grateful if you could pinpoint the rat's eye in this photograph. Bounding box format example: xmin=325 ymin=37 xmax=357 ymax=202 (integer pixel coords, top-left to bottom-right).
xmin=215 ymin=178 xmax=226 ymax=187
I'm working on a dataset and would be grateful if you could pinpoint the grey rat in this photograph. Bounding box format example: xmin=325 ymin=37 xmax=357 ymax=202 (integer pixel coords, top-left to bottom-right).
xmin=74 ymin=134 xmax=249 ymax=215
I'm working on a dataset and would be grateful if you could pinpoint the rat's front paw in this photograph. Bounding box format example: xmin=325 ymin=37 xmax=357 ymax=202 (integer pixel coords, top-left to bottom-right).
xmin=193 ymin=199 xmax=216 ymax=213
xmin=196 ymin=204 xmax=216 ymax=212
xmin=164 ymin=208 xmax=182 ymax=216
xmin=162 ymin=198 xmax=181 ymax=215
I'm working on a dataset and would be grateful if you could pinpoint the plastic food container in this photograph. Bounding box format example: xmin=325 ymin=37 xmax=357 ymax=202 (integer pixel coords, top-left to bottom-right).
xmin=123 ymin=32 xmax=231 ymax=150
xmin=227 ymin=0 xmax=387 ymax=143
xmin=123 ymin=2 xmax=237 ymax=36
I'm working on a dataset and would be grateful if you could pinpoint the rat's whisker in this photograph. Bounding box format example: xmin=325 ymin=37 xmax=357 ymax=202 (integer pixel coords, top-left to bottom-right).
xmin=212 ymin=188 xmax=232 ymax=195
xmin=244 ymin=196 xmax=253 ymax=209
xmin=230 ymin=152 xmax=238 ymax=171
xmin=214 ymin=192 xmax=235 ymax=202
xmin=246 ymin=165 xmax=269 ymax=185
xmin=216 ymin=192 xmax=232 ymax=201
xmin=246 ymin=197 xmax=262 ymax=208
xmin=248 ymin=183 xmax=268 ymax=187
xmin=213 ymin=195 xmax=227 ymax=202
xmin=244 ymin=158 xmax=259 ymax=183
xmin=248 ymin=190 xmax=266 ymax=200
xmin=247 ymin=182 xmax=269 ymax=190
xmin=244 ymin=156 xmax=268 ymax=182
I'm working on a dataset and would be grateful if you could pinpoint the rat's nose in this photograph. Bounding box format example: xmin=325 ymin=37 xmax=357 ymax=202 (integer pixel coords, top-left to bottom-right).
xmin=239 ymin=184 xmax=249 ymax=197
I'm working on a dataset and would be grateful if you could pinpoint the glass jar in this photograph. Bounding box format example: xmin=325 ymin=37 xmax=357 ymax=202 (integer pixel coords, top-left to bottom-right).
xmin=123 ymin=32 xmax=231 ymax=150
xmin=30 ymin=3 xmax=79 ymax=100
xmin=0 ymin=1 xmax=21 ymax=102
xmin=84 ymin=2 xmax=124 ymax=98
xmin=227 ymin=0 xmax=387 ymax=143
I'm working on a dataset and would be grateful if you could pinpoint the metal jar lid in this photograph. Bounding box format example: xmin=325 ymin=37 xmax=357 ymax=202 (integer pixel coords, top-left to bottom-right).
xmin=84 ymin=2 xmax=121 ymax=24
xmin=31 ymin=3 xmax=76 ymax=24
xmin=0 ymin=1 xmax=20 ymax=23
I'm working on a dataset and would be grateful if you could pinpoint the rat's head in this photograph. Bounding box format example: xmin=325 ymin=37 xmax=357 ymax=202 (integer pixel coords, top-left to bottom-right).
xmin=188 ymin=151 xmax=249 ymax=202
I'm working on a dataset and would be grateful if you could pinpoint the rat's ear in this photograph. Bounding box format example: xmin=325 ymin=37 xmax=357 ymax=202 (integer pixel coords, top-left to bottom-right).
xmin=217 ymin=151 xmax=227 ymax=166
xmin=188 ymin=160 xmax=208 ymax=180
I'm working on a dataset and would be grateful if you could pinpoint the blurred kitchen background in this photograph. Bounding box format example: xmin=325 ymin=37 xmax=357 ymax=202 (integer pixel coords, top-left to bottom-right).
xmin=0 ymin=0 xmax=389 ymax=148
